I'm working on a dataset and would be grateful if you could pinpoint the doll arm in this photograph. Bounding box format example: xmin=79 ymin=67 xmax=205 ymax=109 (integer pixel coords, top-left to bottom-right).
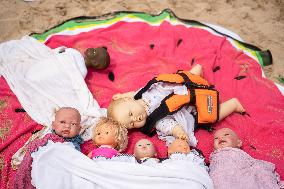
xmin=156 ymin=117 xmax=189 ymax=140
xmin=112 ymin=91 xmax=136 ymax=100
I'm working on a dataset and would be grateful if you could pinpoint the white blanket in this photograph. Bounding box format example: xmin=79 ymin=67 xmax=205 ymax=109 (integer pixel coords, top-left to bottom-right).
xmin=0 ymin=36 xmax=106 ymax=166
xmin=31 ymin=141 xmax=214 ymax=189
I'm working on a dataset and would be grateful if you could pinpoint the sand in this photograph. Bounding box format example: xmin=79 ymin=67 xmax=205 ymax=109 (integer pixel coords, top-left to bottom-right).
xmin=0 ymin=0 xmax=283 ymax=85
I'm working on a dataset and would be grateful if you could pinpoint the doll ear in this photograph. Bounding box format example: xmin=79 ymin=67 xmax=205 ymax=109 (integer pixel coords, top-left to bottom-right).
xmin=237 ymin=139 xmax=243 ymax=148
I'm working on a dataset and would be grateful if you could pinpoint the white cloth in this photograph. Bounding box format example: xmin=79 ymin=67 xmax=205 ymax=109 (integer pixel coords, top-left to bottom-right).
xmin=31 ymin=141 xmax=214 ymax=189
xmin=140 ymin=82 xmax=197 ymax=146
xmin=0 ymin=36 xmax=106 ymax=166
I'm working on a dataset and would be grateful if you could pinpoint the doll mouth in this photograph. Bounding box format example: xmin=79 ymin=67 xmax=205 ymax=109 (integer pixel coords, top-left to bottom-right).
xmin=218 ymin=140 xmax=226 ymax=145
xmin=62 ymin=130 xmax=70 ymax=135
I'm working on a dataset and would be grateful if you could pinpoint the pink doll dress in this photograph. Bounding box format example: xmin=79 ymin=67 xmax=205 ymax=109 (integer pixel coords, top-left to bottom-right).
xmin=91 ymin=146 xmax=118 ymax=159
xmin=209 ymin=147 xmax=281 ymax=189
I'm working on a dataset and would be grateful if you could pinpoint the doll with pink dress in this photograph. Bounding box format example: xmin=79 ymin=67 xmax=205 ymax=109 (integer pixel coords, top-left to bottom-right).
xmin=209 ymin=128 xmax=283 ymax=189
xmin=88 ymin=117 xmax=128 ymax=160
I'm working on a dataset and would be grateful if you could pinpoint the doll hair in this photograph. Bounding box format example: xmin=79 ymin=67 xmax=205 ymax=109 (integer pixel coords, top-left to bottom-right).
xmin=107 ymin=98 xmax=128 ymax=121
xmin=93 ymin=117 xmax=128 ymax=152
xmin=54 ymin=107 xmax=81 ymax=122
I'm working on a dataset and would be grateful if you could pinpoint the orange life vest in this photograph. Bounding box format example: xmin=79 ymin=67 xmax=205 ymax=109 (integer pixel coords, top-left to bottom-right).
xmin=134 ymin=71 xmax=219 ymax=136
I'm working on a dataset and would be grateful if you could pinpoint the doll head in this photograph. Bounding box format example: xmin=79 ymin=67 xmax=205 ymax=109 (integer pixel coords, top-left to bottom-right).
xmin=134 ymin=139 xmax=157 ymax=160
xmin=213 ymin=128 xmax=242 ymax=150
xmin=93 ymin=117 xmax=128 ymax=152
xmin=168 ymin=139 xmax=191 ymax=156
xmin=52 ymin=107 xmax=81 ymax=138
xmin=84 ymin=47 xmax=110 ymax=70
xmin=107 ymin=97 xmax=147 ymax=129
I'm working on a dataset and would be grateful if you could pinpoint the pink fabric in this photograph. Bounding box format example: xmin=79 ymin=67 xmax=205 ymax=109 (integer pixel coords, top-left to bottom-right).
xmin=91 ymin=147 xmax=118 ymax=159
xmin=209 ymin=147 xmax=280 ymax=189
xmin=13 ymin=134 xmax=65 ymax=189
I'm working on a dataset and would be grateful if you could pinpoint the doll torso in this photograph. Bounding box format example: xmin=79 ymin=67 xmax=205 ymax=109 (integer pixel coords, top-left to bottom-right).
xmin=140 ymin=82 xmax=188 ymax=115
xmin=91 ymin=146 xmax=118 ymax=159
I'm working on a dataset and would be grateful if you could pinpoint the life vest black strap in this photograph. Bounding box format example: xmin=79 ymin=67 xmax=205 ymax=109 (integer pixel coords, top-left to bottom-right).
xmin=134 ymin=78 xmax=157 ymax=100
xmin=140 ymin=94 xmax=172 ymax=135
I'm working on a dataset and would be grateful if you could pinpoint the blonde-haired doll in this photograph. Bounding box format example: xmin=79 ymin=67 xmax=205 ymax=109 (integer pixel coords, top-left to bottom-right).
xmin=88 ymin=117 xmax=128 ymax=159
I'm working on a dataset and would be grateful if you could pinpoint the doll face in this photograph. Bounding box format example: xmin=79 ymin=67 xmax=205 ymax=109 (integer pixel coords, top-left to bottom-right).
xmin=134 ymin=139 xmax=157 ymax=159
xmin=52 ymin=108 xmax=81 ymax=138
xmin=84 ymin=47 xmax=110 ymax=70
xmin=94 ymin=124 xmax=118 ymax=148
xmin=112 ymin=98 xmax=147 ymax=129
xmin=168 ymin=139 xmax=190 ymax=155
xmin=213 ymin=128 xmax=242 ymax=150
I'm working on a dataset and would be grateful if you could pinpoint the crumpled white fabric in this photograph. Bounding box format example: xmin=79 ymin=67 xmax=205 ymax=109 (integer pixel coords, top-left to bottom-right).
xmin=0 ymin=36 xmax=106 ymax=166
xmin=31 ymin=141 xmax=214 ymax=189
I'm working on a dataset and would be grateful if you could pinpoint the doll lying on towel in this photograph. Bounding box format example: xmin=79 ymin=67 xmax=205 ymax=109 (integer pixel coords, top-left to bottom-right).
xmin=209 ymin=128 xmax=284 ymax=189
xmin=14 ymin=107 xmax=83 ymax=189
xmin=107 ymin=64 xmax=245 ymax=146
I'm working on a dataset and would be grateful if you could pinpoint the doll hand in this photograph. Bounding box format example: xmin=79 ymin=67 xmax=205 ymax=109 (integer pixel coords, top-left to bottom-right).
xmin=172 ymin=125 xmax=189 ymax=141
xmin=112 ymin=91 xmax=135 ymax=100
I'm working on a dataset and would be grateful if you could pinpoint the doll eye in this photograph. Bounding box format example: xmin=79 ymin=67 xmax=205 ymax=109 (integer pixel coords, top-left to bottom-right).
xmin=71 ymin=123 xmax=77 ymax=126
xmin=214 ymin=137 xmax=218 ymax=140
xmin=138 ymin=144 xmax=142 ymax=147
xmin=129 ymin=112 xmax=133 ymax=116
xmin=225 ymin=133 xmax=229 ymax=136
xmin=60 ymin=121 xmax=66 ymax=124
xmin=93 ymin=49 xmax=96 ymax=54
xmin=106 ymin=132 xmax=109 ymax=134
xmin=147 ymin=143 xmax=151 ymax=146
xmin=97 ymin=132 xmax=101 ymax=135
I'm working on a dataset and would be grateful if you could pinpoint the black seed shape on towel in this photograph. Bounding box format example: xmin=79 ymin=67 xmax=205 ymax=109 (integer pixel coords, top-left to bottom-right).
xmin=150 ymin=44 xmax=155 ymax=49
xmin=240 ymin=111 xmax=250 ymax=117
xmin=15 ymin=108 xmax=26 ymax=113
xmin=108 ymin=71 xmax=115 ymax=81
xmin=191 ymin=58 xmax=195 ymax=65
xmin=234 ymin=76 xmax=246 ymax=80
xmin=32 ymin=130 xmax=41 ymax=134
xmin=249 ymin=145 xmax=256 ymax=150
xmin=177 ymin=39 xmax=183 ymax=47
xmin=213 ymin=66 xmax=220 ymax=72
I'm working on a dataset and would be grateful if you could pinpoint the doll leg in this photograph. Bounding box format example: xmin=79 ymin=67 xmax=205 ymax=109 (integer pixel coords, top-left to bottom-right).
xmin=189 ymin=64 xmax=203 ymax=76
xmin=218 ymin=98 xmax=245 ymax=121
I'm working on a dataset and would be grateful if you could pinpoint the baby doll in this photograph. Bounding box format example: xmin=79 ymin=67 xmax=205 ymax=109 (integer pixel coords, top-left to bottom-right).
xmin=167 ymin=138 xmax=191 ymax=156
xmin=134 ymin=139 xmax=159 ymax=163
xmin=14 ymin=107 xmax=83 ymax=189
xmin=165 ymin=139 xmax=208 ymax=170
xmin=54 ymin=46 xmax=110 ymax=78
xmin=51 ymin=107 xmax=83 ymax=151
xmin=88 ymin=117 xmax=128 ymax=159
xmin=84 ymin=47 xmax=110 ymax=70
xmin=209 ymin=128 xmax=283 ymax=189
xmin=107 ymin=64 xmax=245 ymax=146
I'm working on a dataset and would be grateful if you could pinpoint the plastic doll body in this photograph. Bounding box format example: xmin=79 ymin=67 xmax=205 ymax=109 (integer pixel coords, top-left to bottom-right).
xmin=134 ymin=139 xmax=157 ymax=161
xmin=84 ymin=47 xmax=110 ymax=70
xmin=213 ymin=128 xmax=242 ymax=150
xmin=210 ymin=128 xmax=283 ymax=189
xmin=167 ymin=139 xmax=191 ymax=156
xmin=108 ymin=64 xmax=245 ymax=144
xmin=88 ymin=118 xmax=128 ymax=159
xmin=52 ymin=107 xmax=81 ymax=138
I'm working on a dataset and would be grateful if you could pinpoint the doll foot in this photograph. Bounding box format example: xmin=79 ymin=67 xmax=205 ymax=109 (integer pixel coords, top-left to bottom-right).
xmin=233 ymin=98 xmax=245 ymax=113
